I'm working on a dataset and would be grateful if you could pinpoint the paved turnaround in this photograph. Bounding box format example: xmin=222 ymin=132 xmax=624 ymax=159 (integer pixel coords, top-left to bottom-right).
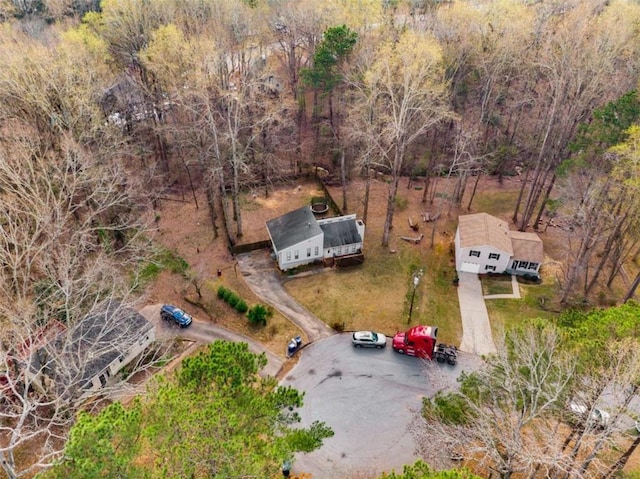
xmin=281 ymin=334 xmax=484 ymax=479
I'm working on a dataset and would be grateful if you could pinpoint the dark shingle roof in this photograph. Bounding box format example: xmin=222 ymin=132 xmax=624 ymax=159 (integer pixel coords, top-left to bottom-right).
xmin=34 ymin=301 xmax=153 ymax=394
xmin=66 ymin=302 xmax=153 ymax=389
xmin=320 ymin=219 xmax=362 ymax=248
xmin=266 ymin=206 xmax=323 ymax=251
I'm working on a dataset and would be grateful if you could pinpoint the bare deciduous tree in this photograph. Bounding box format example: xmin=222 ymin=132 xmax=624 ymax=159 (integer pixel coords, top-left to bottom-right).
xmin=349 ymin=30 xmax=453 ymax=247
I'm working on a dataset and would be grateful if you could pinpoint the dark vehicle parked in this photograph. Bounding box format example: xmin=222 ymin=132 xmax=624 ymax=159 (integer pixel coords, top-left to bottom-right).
xmin=160 ymin=304 xmax=192 ymax=327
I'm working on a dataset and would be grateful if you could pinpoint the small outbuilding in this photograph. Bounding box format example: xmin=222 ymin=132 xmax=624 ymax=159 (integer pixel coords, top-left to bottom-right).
xmin=266 ymin=206 xmax=365 ymax=271
xmin=455 ymin=213 xmax=543 ymax=277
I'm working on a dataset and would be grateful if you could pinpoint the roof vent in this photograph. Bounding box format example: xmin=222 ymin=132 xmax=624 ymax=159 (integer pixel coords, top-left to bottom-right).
xmin=307 ymin=222 xmax=311 ymax=228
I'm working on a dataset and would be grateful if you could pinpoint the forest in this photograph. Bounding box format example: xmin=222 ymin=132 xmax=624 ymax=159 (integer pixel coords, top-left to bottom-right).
xmin=1 ymin=0 xmax=640 ymax=477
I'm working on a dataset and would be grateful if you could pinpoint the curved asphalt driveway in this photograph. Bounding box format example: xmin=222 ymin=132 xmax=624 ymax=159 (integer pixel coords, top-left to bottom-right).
xmin=139 ymin=304 xmax=283 ymax=377
xmin=236 ymin=250 xmax=334 ymax=342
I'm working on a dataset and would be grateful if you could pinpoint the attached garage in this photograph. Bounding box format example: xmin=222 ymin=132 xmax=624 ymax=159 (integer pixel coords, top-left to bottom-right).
xmin=460 ymin=262 xmax=481 ymax=274
xmin=454 ymin=213 xmax=543 ymax=277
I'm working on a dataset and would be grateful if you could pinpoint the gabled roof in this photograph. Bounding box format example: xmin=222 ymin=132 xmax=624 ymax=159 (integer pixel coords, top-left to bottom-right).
xmin=266 ymin=206 xmax=322 ymax=251
xmin=320 ymin=218 xmax=362 ymax=249
xmin=34 ymin=301 xmax=153 ymax=393
xmin=510 ymin=231 xmax=544 ymax=263
xmin=458 ymin=213 xmax=513 ymax=254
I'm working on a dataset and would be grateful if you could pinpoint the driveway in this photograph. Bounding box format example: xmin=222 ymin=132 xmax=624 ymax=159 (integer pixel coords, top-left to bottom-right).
xmin=457 ymin=272 xmax=497 ymax=355
xmin=139 ymin=304 xmax=283 ymax=377
xmin=281 ymin=334 xmax=484 ymax=478
xmin=236 ymin=250 xmax=334 ymax=342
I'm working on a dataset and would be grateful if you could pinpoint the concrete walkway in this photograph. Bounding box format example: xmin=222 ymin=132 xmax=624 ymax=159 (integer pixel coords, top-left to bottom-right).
xmin=484 ymin=274 xmax=521 ymax=299
xmin=457 ymin=272 xmax=497 ymax=355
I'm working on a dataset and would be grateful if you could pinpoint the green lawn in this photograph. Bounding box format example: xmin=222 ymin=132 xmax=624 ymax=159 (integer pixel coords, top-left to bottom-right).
xmin=284 ymin=240 xmax=463 ymax=345
xmin=485 ymin=278 xmax=560 ymax=332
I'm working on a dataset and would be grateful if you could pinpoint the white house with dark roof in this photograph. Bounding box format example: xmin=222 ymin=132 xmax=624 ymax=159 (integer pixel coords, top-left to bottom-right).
xmin=25 ymin=301 xmax=155 ymax=403
xmin=455 ymin=213 xmax=543 ymax=277
xmin=266 ymin=206 xmax=365 ymax=270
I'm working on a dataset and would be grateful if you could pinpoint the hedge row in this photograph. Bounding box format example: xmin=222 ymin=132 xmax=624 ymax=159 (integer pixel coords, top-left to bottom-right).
xmin=217 ymin=286 xmax=273 ymax=326
xmin=217 ymin=286 xmax=248 ymax=313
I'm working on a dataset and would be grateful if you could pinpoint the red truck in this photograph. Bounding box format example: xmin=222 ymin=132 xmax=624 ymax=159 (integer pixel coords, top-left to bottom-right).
xmin=392 ymin=325 xmax=438 ymax=359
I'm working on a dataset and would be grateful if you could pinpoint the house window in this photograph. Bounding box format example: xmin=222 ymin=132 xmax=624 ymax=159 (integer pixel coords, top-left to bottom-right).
xmin=488 ymin=253 xmax=500 ymax=260
xmin=469 ymin=250 xmax=481 ymax=258
xmin=518 ymin=261 xmax=529 ymax=269
xmin=286 ymin=251 xmax=291 ymax=261
xmin=351 ymin=245 xmax=356 ymax=253
xmin=307 ymin=248 xmax=311 ymax=257
xmin=528 ymin=262 xmax=539 ymax=270
xmin=294 ymin=250 xmax=299 ymax=260
xmin=485 ymin=265 xmax=496 ymax=271
xmin=314 ymin=246 xmax=319 ymax=256
xmin=337 ymin=247 xmax=342 ymax=255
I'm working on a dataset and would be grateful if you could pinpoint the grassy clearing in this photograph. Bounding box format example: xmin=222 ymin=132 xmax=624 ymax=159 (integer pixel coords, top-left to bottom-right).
xmin=485 ymin=277 xmax=560 ymax=332
xmin=480 ymin=274 xmax=514 ymax=295
xmin=284 ymin=239 xmax=462 ymax=345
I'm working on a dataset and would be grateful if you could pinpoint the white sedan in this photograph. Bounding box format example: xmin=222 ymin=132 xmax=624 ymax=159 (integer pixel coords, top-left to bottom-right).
xmin=569 ymin=402 xmax=610 ymax=429
xmin=352 ymin=331 xmax=387 ymax=348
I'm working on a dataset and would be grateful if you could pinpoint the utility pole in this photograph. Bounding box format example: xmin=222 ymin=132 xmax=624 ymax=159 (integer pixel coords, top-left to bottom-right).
xmin=408 ymin=268 xmax=424 ymax=323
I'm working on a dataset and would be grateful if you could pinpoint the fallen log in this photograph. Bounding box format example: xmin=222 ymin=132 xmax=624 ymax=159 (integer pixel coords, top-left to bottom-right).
xmin=400 ymin=234 xmax=424 ymax=244
xmin=424 ymin=212 xmax=441 ymax=222
xmin=408 ymin=217 xmax=419 ymax=231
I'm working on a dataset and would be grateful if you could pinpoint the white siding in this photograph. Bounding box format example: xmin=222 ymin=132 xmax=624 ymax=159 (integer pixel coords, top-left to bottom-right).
xmin=278 ymin=234 xmax=324 ymax=270
xmin=456 ymin=245 xmax=511 ymax=274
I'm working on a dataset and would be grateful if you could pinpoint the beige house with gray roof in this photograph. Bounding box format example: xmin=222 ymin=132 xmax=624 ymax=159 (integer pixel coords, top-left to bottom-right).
xmin=455 ymin=213 xmax=543 ymax=277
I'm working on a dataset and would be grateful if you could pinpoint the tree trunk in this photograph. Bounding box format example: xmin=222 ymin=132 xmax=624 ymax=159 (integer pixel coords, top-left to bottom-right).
xmin=624 ymin=271 xmax=640 ymax=303
xmin=340 ymin=148 xmax=347 ymax=212
xmin=219 ymin=170 xmax=234 ymax=248
xmin=182 ymin=159 xmax=199 ymax=209
xmin=532 ymin=173 xmax=556 ymax=231
xmin=422 ymin=153 xmax=436 ymax=203
xmin=467 ymin=172 xmax=482 ymax=211
xmin=585 ymin=199 xmax=630 ymax=296
xmin=512 ymin=167 xmax=530 ymax=224
xmin=363 ymin=165 xmax=371 ymax=224
xmin=561 ymin=182 xmax=611 ymax=303
xmin=422 ymin=172 xmax=431 ymax=203
xmin=0 ymin=452 xmax=18 ymax=479
xmin=382 ymin=174 xmax=400 ymax=247
xmin=232 ymin=158 xmax=243 ymax=238
xmin=605 ymin=434 xmax=640 ymax=478
xmin=519 ymin=161 xmax=549 ymax=231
